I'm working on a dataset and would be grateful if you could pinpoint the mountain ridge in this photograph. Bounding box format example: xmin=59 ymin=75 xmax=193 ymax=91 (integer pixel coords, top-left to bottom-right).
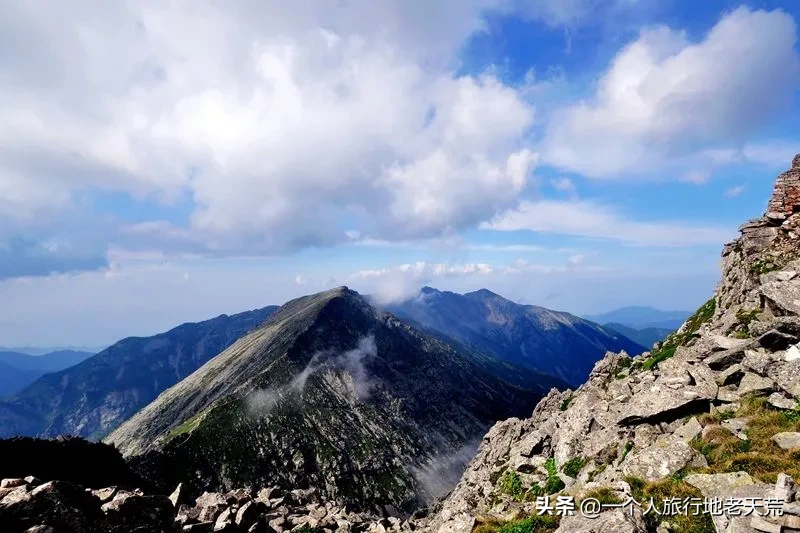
xmin=105 ymin=286 xmax=558 ymax=513
xmin=383 ymin=286 xmax=645 ymax=386
xmin=0 ymin=305 xmax=278 ymax=440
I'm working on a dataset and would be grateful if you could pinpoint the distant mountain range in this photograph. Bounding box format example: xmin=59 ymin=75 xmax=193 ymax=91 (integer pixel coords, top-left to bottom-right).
xmin=0 ymin=306 xmax=278 ymax=439
xmin=584 ymin=305 xmax=691 ymax=330
xmin=601 ymin=322 xmax=673 ymax=350
xmin=106 ymin=287 xmax=560 ymax=512
xmin=383 ymin=287 xmax=646 ymax=386
xmin=0 ymin=350 xmax=94 ymax=396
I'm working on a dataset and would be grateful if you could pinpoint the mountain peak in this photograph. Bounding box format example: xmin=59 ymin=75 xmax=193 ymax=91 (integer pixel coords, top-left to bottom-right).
xmin=463 ymin=288 xmax=503 ymax=300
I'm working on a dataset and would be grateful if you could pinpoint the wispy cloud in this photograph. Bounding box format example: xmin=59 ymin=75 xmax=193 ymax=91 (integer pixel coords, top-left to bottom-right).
xmin=724 ymin=184 xmax=746 ymax=198
xmin=245 ymin=335 xmax=378 ymax=415
xmin=482 ymin=200 xmax=733 ymax=246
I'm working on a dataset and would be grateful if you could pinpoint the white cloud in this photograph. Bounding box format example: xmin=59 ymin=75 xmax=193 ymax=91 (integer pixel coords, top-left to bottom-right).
xmin=483 ymin=199 xmax=734 ymax=246
xmin=724 ymin=185 xmax=746 ymax=198
xmin=0 ymin=0 xmax=537 ymax=254
xmin=542 ymin=7 xmax=800 ymax=178
xmin=551 ymin=177 xmax=578 ymax=197
xmin=351 ymin=258 xmax=597 ymax=304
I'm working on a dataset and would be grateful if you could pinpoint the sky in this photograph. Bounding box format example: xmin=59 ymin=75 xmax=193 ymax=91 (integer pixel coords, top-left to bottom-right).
xmin=2 ymin=0 xmax=800 ymax=347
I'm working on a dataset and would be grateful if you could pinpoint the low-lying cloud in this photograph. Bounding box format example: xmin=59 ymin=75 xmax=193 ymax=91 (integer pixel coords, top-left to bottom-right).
xmin=246 ymin=335 xmax=379 ymax=415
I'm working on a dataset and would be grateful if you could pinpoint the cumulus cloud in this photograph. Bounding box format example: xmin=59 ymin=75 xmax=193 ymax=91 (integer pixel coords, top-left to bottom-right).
xmin=0 ymin=0 xmax=537 ymax=258
xmin=483 ymin=199 xmax=734 ymax=246
xmin=542 ymin=7 xmax=800 ymax=178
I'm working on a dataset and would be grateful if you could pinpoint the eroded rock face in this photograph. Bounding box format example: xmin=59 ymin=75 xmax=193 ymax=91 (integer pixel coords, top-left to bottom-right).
xmin=423 ymin=154 xmax=800 ymax=533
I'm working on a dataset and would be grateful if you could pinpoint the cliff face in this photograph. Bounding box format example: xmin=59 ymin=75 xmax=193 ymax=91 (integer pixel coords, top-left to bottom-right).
xmin=425 ymin=155 xmax=800 ymax=533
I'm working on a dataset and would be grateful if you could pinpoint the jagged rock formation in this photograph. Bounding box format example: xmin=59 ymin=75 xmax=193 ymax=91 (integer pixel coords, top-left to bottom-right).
xmin=384 ymin=287 xmax=645 ymax=386
xmin=425 ymin=155 xmax=800 ymax=533
xmin=105 ymin=288 xmax=560 ymax=515
xmin=0 ymin=473 xmax=425 ymax=533
xmin=0 ymin=306 xmax=277 ymax=440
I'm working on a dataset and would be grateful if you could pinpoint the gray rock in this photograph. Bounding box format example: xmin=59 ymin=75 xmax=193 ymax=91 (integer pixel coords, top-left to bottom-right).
xmin=716 ymin=364 xmax=745 ymax=386
xmin=621 ymin=438 xmax=703 ymax=482
xmin=771 ymin=474 xmax=796 ymax=503
xmin=1 ymin=478 xmax=26 ymax=489
xmin=750 ymin=515 xmax=781 ymax=533
xmin=554 ymin=509 xmax=643 ymax=533
xmin=773 ymin=432 xmax=800 ymax=450
xmin=673 ymin=417 xmax=703 ymax=442
xmin=706 ymin=348 xmax=748 ymax=370
xmin=170 ymin=482 xmax=188 ymax=507
xmin=738 ymin=373 xmax=776 ymax=395
xmin=767 ymin=392 xmax=797 ymax=410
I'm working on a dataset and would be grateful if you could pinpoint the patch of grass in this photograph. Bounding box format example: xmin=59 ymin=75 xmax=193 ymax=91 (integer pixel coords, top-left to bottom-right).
xmin=620 ymin=441 xmax=634 ymax=461
xmin=559 ymin=394 xmax=574 ymax=411
xmin=498 ymin=470 xmax=523 ymax=499
xmin=749 ymin=257 xmax=782 ymax=275
xmin=561 ymin=456 xmax=586 ymax=478
xmin=580 ymin=487 xmax=621 ymax=506
xmin=637 ymin=478 xmax=716 ymax=533
xmin=543 ymin=458 xmax=565 ymax=494
xmin=690 ymin=395 xmax=800 ymax=483
xmin=474 ymin=514 xmax=560 ymax=533
xmin=642 ymin=297 xmax=716 ymax=370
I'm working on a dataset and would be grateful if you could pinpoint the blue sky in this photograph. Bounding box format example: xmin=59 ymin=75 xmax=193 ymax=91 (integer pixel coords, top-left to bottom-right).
xmin=1 ymin=0 xmax=799 ymax=346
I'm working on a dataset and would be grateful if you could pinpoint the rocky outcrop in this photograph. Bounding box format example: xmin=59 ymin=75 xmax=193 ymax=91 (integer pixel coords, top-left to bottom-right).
xmin=0 ymin=474 xmax=422 ymax=533
xmin=424 ymin=155 xmax=800 ymax=533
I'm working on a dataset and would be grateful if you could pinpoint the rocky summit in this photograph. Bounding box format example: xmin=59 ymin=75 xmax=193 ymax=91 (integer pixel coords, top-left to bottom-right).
xmin=104 ymin=287 xmax=559 ymax=515
xmin=423 ymin=154 xmax=800 ymax=533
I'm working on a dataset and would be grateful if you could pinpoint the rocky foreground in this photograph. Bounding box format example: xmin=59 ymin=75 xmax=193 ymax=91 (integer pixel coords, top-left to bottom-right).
xmin=0 ymin=474 xmax=427 ymax=533
xmin=424 ymin=156 xmax=800 ymax=532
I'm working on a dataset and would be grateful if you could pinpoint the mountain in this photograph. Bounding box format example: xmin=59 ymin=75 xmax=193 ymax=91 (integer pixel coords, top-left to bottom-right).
xmin=383 ymin=287 xmax=645 ymax=386
xmin=425 ymin=154 xmax=800 ymax=533
xmin=0 ymin=350 xmax=95 ymax=397
xmin=601 ymin=322 xmax=673 ymax=350
xmin=0 ymin=346 xmax=105 ymax=356
xmin=585 ymin=305 xmax=690 ymax=330
xmin=105 ymin=287 xmax=561 ymax=513
xmin=0 ymin=362 xmax=44 ymax=397
xmin=0 ymin=306 xmax=277 ymax=440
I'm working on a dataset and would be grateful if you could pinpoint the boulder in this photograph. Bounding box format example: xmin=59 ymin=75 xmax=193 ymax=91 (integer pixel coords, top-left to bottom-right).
xmin=1 ymin=478 xmax=26 ymax=489
xmin=772 ymin=432 xmax=800 ymax=450
xmin=102 ymin=493 xmax=174 ymax=530
xmin=767 ymin=392 xmax=797 ymax=410
xmin=621 ymin=438 xmax=705 ymax=482
xmin=738 ymin=373 xmax=776 ymax=395
xmin=0 ymin=480 xmax=99 ymax=533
